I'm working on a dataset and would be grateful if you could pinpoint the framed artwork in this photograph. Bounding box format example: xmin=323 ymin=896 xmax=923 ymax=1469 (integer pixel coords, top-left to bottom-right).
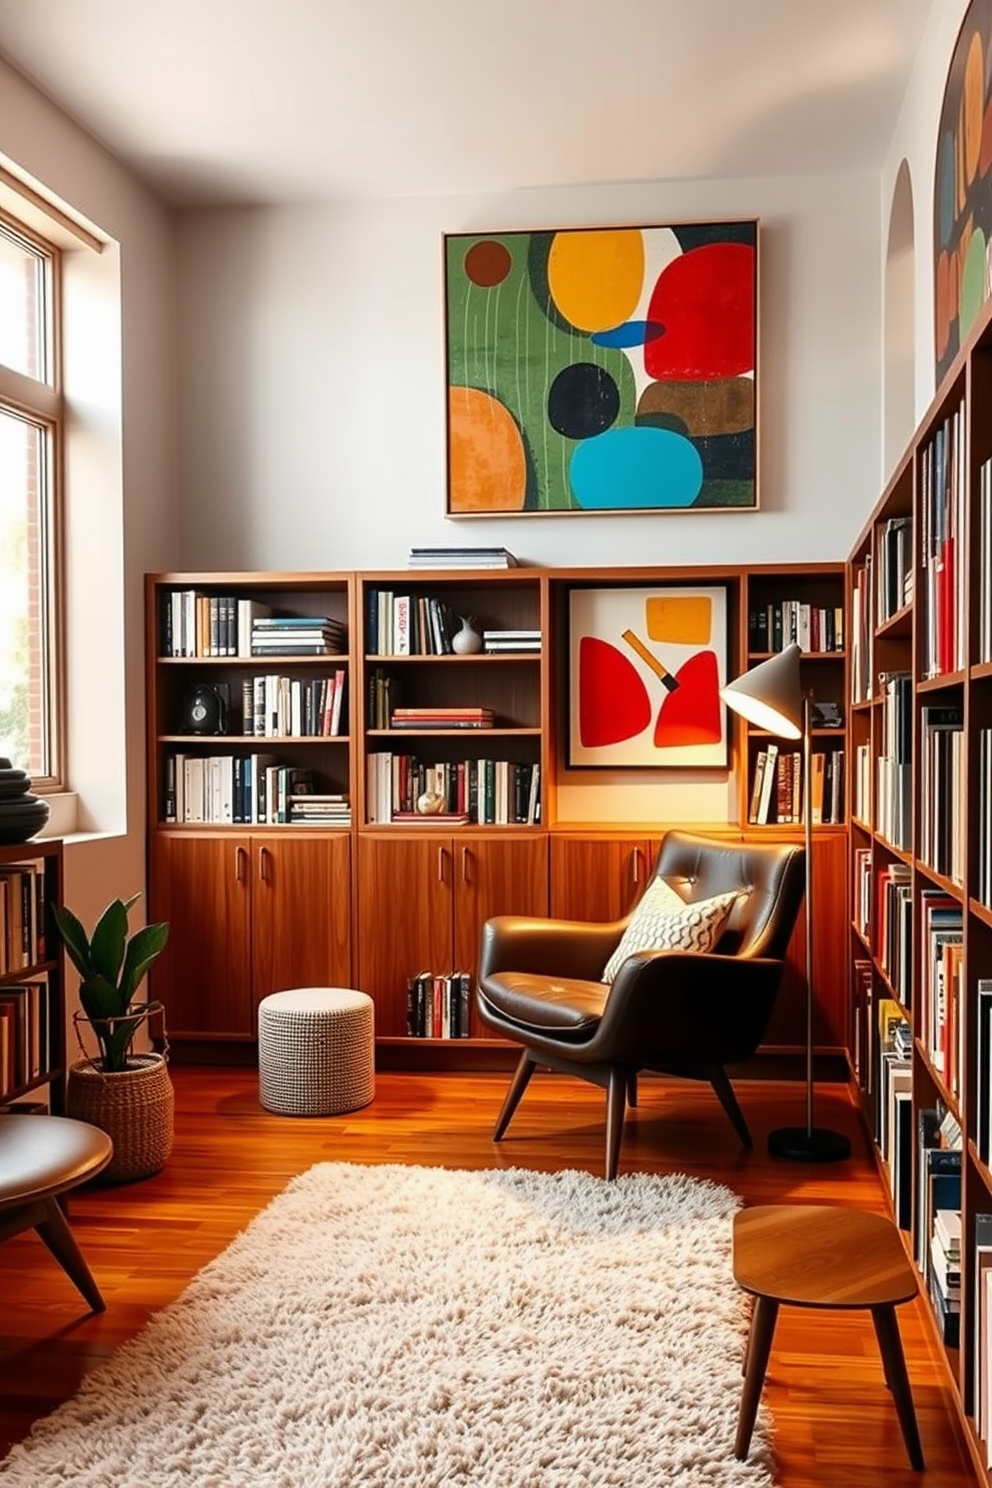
xmin=568 ymin=584 xmax=729 ymax=768
xmin=444 ymin=220 xmax=757 ymax=516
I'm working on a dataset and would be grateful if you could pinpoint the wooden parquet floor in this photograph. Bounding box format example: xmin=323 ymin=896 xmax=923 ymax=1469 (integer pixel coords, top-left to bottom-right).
xmin=0 ymin=1066 xmax=982 ymax=1486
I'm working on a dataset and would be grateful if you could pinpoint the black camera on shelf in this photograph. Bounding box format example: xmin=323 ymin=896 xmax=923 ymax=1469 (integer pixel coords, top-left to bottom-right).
xmin=181 ymin=683 xmax=228 ymax=735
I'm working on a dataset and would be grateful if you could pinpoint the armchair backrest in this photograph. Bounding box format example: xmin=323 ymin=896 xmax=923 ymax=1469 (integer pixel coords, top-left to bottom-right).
xmin=653 ymin=831 xmax=806 ymax=960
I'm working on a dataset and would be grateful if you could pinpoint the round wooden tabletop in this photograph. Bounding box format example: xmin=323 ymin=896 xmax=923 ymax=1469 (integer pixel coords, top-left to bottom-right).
xmin=0 ymin=1115 xmax=112 ymax=1211
xmin=733 ymin=1204 xmax=919 ymax=1309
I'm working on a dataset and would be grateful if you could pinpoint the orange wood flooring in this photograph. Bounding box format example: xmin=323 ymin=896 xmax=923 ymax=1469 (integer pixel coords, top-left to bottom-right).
xmin=0 ymin=1066 xmax=982 ymax=1486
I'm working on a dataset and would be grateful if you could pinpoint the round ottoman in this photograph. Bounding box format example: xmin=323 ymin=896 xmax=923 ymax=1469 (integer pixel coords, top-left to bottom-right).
xmin=258 ymin=988 xmax=375 ymax=1116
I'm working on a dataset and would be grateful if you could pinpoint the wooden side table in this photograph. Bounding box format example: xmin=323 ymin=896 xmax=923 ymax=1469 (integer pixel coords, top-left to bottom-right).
xmin=733 ymin=1204 xmax=924 ymax=1471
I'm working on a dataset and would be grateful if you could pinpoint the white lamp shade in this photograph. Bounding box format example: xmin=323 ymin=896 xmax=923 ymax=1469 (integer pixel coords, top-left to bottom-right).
xmin=720 ymin=642 xmax=803 ymax=738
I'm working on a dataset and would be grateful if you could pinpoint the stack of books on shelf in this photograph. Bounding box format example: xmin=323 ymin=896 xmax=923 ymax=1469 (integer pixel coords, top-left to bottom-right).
xmin=918 ymin=888 xmax=963 ymax=1100
xmin=165 ymin=755 xmax=349 ymax=826
xmin=0 ymin=860 xmax=47 ymax=974
xmin=981 ymin=456 xmax=992 ymax=664
xmin=389 ymin=707 xmax=494 ymax=730
xmin=367 ymin=590 xmax=457 ymax=655
xmin=366 ymin=753 xmax=540 ymax=826
xmin=920 ymin=405 xmax=966 ymax=679
xmin=931 ymin=1207 xmax=962 ymax=1344
xmin=978 ymin=729 xmax=992 ymax=909
xmin=874 ymin=514 xmax=913 ymax=623
xmin=876 ymin=861 xmax=912 ymax=1005
xmin=850 ymin=558 xmax=873 ymax=704
xmin=918 ymin=703 xmax=964 ymax=882
xmin=405 ymin=971 xmax=472 ymax=1038
xmin=287 ymin=793 xmax=351 ymax=826
xmin=747 ymin=600 xmax=844 ymax=653
xmin=483 ymin=628 xmax=541 ymax=653
xmin=974 ymin=978 xmax=992 ymax=1168
xmin=0 ymin=977 xmax=49 ymax=1097
xmin=851 ymin=957 xmax=874 ymax=1093
xmin=876 ymin=670 xmax=911 ymax=848
xmin=876 ymin=997 xmax=912 ymax=1229
xmin=853 ymin=847 xmax=872 ymax=938
xmin=917 ymin=1104 xmax=962 ymax=1348
xmin=407 ymin=546 xmax=518 ymax=569
xmin=239 ymin=671 xmax=346 ymax=737
xmin=250 ymin=615 xmax=346 ymax=656
xmin=973 ymin=1210 xmax=992 ymax=1467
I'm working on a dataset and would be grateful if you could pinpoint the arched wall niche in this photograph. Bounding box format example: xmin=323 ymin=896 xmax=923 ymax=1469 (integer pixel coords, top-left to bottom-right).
xmin=885 ymin=158 xmax=916 ymax=476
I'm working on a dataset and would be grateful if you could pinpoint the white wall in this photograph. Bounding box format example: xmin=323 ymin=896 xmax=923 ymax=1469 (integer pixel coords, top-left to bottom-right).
xmin=177 ymin=173 xmax=883 ymax=573
xmin=0 ymin=56 xmax=178 ymax=960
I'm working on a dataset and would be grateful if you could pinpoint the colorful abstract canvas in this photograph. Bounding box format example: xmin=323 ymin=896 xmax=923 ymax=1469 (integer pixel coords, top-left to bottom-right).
xmin=444 ymin=222 xmax=758 ymax=515
xmin=934 ymin=0 xmax=992 ymax=386
xmin=568 ymin=585 xmax=728 ymax=767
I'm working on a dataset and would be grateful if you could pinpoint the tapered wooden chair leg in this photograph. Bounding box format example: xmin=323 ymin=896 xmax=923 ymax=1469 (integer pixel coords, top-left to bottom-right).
xmin=709 ymin=1065 xmax=752 ymax=1148
xmin=492 ymin=1050 xmax=537 ymax=1141
xmin=735 ymin=1296 xmax=778 ymax=1459
xmin=604 ymin=1068 xmax=628 ymax=1180
xmin=871 ymin=1304 xmax=924 ymax=1471
xmin=35 ymin=1198 xmax=105 ymax=1313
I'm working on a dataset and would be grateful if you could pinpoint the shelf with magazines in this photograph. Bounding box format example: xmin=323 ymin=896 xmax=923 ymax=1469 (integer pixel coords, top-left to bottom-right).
xmin=845 ymin=294 xmax=992 ymax=1480
xmin=0 ymin=838 xmax=65 ymax=1115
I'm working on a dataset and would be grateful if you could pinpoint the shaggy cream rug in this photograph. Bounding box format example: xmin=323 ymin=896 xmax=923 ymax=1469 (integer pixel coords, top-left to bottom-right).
xmin=1 ymin=1164 xmax=773 ymax=1487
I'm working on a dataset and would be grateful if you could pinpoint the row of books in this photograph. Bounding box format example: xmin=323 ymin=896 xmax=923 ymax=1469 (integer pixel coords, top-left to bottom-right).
xmin=980 ymin=457 xmax=992 ymax=665
xmin=876 ymin=670 xmax=911 ymax=849
xmin=974 ymin=980 xmax=992 ymax=1169
xmin=747 ymin=600 xmax=844 ymax=654
xmin=365 ymin=753 xmax=540 ymax=826
xmin=916 ymin=1106 xmax=962 ymax=1349
xmin=0 ymin=862 xmax=47 ymax=976
xmin=164 ymin=754 xmax=351 ymax=826
xmin=366 ymin=591 xmax=459 ymax=656
xmin=747 ymin=743 xmax=844 ymax=825
xmin=876 ymin=997 xmax=912 ymax=1228
xmin=407 ymin=546 xmax=518 ymax=569
xmin=978 ymin=729 xmax=992 ymax=909
xmin=162 ymin=592 xmax=346 ymax=658
xmin=236 ymin=671 xmax=347 ymax=738
xmin=918 ymin=889 xmax=963 ymax=1100
xmin=853 ymin=847 xmax=872 ymax=939
xmin=853 ymin=741 xmax=870 ymax=823
xmin=850 ymin=557 xmax=873 ymax=704
xmin=919 ymin=406 xmax=966 ymax=680
xmin=875 ymin=861 xmax=912 ymax=1005
xmin=918 ymin=704 xmax=963 ymax=883
xmin=0 ymin=977 xmax=51 ymax=1099
xmin=405 ymin=971 xmax=473 ymax=1038
xmin=874 ymin=513 xmax=914 ymax=625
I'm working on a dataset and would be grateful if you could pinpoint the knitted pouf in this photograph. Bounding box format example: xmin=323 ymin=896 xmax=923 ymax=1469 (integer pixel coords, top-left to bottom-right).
xmin=258 ymin=988 xmax=375 ymax=1116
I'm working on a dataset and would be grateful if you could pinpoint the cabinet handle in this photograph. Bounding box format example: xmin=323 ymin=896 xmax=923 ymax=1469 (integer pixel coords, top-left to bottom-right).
xmin=461 ymin=845 xmax=472 ymax=883
xmin=632 ymin=847 xmax=644 ymax=885
xmin=438 ymin=845 xmax=449 ymax=883
xmin=235 ymin=846 xmax=248 ymax=882
xmin=258 ymin=845 xmax=271 ymax=883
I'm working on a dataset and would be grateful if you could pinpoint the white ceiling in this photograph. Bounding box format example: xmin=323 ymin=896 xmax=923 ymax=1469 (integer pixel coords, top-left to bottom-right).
xmin=0 ymin=0 xmax=935 ymax=208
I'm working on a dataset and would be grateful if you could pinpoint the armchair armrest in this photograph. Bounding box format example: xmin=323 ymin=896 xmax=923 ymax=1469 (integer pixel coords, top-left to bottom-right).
xmin=479 ymin=914 xmax=624 ymax=982
xmin=592 ymin=951 xmax=785 ymax=1065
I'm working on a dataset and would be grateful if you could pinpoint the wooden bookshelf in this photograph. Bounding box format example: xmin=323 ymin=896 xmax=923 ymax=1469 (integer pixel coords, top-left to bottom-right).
xmin=0 ymin=838 xmax=65 ymax=1114
xmin=846 ymin=289 xmax=992 ymax=1481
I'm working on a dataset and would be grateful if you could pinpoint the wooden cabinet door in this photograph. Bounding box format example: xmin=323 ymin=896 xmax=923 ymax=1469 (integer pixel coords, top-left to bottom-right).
xmin=149 ymin=832 xmax=252 ymax=1038
xmin=251 ymin=832 xmax=352 ymax=1005
xmin=452 ymin=835 xmax=550 ymax=982
xmin=356 ymin=834 xmax=452 ymax=1036
xmin=550 ymin=836 xmax=656 ymax=922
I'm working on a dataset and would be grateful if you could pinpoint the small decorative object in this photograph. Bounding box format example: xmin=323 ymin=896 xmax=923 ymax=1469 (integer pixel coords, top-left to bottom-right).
xmin=0 ymin=757 xmax=50 ymax=844
xmin=182 ymin=682 xmax=227 ymax=735
xmin=53 ymin=894 xmax=174 ymax=1182
xmin=416 ymin=790 xmax=446 ymax=815
xmin=451 ymin=616 xmax=484 ymax=655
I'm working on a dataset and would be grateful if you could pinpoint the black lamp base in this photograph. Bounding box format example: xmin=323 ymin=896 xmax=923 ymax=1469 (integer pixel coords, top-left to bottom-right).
xmin=768 ymin=1125 xmax=851 ymax=1163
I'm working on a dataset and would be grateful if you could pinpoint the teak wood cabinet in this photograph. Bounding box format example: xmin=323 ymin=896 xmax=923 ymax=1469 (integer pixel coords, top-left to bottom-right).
xmin=146 ymin=564 xmax=848 ymax=1060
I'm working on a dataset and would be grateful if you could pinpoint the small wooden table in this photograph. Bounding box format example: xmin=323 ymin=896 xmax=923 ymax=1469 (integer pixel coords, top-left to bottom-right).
xmin=732 ymin=1204 xmax=924 ymax=1471
xmin=0 ymin=1115 xmax=112 ymax=1313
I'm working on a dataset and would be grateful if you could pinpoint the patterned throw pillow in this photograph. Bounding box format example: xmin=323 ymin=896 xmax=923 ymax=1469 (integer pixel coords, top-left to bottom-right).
xmin=600 ymin=875 xmax=739 ymax=985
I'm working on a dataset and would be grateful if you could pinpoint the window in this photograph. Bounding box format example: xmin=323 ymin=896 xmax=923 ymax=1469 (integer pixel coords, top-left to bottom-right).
xmin=0 ymin=212 xmax=62 ymax=786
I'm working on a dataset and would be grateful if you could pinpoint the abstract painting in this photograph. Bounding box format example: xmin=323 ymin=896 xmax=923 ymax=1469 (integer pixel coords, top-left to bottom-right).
xmin=444 ymin=221 xmax=758 ymax=516
xmin=934 ymin=0 xmax=992 ymax=386
xmin=568 ymin=585 xmax=729 ymax=768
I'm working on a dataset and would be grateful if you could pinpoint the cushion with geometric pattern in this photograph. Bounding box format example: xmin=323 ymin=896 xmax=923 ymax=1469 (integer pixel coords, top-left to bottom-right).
xmin=600 ymin=875 xmax=740 ymax=985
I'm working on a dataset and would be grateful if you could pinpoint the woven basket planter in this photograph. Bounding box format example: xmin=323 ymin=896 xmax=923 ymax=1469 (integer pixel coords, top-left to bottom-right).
xmin=66 ymin=1053 xmax=175 ymax=1183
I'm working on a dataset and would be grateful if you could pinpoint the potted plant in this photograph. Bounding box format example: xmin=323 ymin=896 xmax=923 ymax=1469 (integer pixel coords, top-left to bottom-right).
xmin=53 ymin=894 xmax=173 ymax=1183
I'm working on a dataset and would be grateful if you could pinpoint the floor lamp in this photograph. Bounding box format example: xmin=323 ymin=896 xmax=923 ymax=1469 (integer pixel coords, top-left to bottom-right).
xmin=721 ymin=642 xmax=851 ymax=1162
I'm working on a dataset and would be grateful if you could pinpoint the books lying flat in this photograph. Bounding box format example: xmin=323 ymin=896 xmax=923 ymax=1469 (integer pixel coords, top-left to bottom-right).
xmin=408 ymin=547 xmax=518 ymax=568
xmin=390 ymin=707 xmax=495 ymax=729
xmin=391 ymin=812 xmax=472 ymax=825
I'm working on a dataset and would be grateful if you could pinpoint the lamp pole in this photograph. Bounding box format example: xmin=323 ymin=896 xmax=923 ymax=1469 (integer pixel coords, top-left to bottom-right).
xmin=767 ymin=692 xmax=850 ymax=1162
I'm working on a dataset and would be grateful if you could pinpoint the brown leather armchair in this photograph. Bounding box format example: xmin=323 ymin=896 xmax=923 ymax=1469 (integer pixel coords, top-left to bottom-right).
xmin=477 ymin=831 xmax=806 ymax=1178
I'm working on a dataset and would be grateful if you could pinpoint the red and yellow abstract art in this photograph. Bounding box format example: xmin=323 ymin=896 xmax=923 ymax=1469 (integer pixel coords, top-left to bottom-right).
xmin=568 ymin=586 xmax=728 ymax=768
